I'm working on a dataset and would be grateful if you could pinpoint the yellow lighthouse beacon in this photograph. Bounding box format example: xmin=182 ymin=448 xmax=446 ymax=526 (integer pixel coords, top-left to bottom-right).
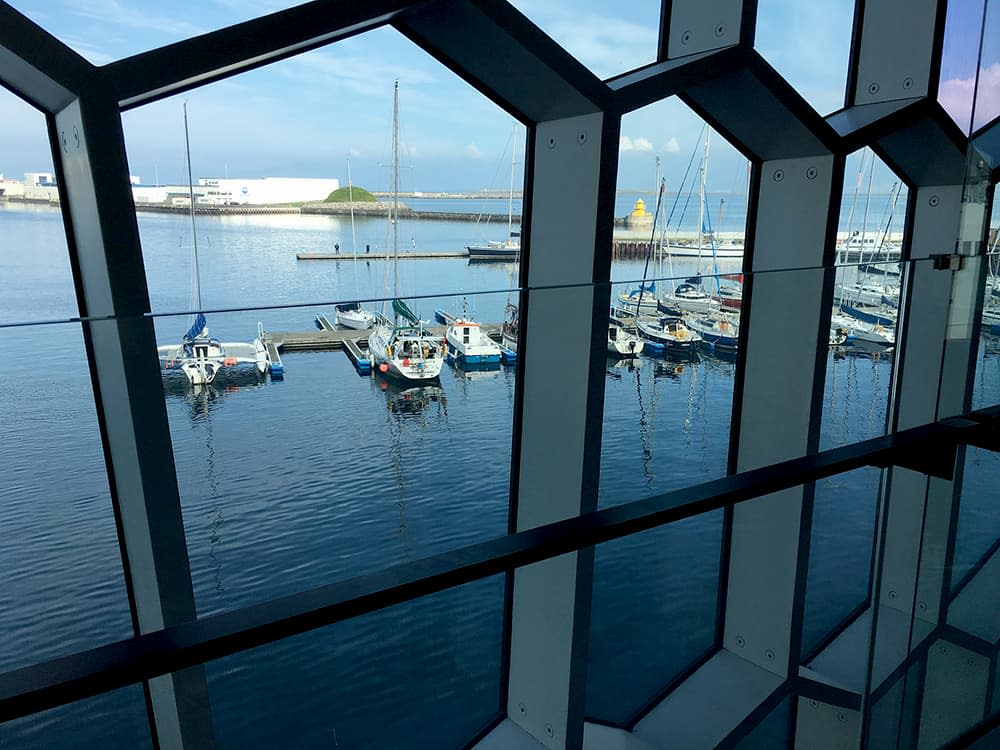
xmin=625 ymin=197 xmax=654 ymax=230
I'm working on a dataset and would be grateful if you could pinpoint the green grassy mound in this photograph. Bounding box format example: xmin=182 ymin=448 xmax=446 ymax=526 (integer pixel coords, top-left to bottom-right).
xmin=325 ymin=186 xmax=377 ymax=202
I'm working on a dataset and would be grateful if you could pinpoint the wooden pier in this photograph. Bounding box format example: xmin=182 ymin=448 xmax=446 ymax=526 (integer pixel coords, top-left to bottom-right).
xmin=297 ymin=250 xmax=468 ymax=261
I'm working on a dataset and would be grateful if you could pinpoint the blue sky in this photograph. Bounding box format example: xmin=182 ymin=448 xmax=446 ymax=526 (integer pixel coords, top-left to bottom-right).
xmin=0 ymin=0 xmax=990 ymax=193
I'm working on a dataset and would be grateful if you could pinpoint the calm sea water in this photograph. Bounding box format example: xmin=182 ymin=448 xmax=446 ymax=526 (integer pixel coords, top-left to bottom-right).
xmin=0 ymin=201 xmax=996 ymax=747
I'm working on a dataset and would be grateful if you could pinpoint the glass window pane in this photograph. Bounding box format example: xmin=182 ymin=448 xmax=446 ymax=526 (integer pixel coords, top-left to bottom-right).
xmin=587 ymin=516 xmax=723 ymax=724
xmin=0 ymin=685 xmax=152 ymax=749
xmin=203 ymin=578 xmax=503 ymax=749
xmin=801 ymin=469 xmax=880 ymax=660
xmin=0 ymin=93 xmax=133 ymax=673
xmin=507 ymin=0 xmax=660 ymax=79
xmin=973 ymin=0 xmax=1000 ymax=131
xmin=939 ymin=0 xmax=986 ymax=133
xmin=7 ymin=1 xmax=317 ymax=64
xmin=153 ymin=292 xmax=516 ymax=617
xmin=589 ymin=103 xmax=748 ymax=724
xmin=754 ymin=0 xmax=855 ymax=115
xmin=826 ymin=149 xmax=908 ymax=450
xmin=121 ymin=31 xmax=526 ymax=314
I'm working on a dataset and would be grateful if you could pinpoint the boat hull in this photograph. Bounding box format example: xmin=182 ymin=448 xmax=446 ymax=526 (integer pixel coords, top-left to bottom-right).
xmin=466 ymin=244 xmax=519 ymax=261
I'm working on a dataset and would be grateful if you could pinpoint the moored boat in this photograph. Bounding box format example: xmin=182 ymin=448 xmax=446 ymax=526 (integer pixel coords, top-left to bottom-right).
xmin=636 ymin=315 xmax=701 ymax=353
xmin=687 ymin=312 xmax=740 ymax=352
xmin=608 ymin=323 xmax=644 ymax=357
xmin=446 ymin=318 xmax=502 ymax=364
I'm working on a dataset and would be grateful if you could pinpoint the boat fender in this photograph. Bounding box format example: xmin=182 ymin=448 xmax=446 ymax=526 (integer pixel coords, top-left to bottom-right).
xmin=402 ymin=357 xmax=410 ymax=367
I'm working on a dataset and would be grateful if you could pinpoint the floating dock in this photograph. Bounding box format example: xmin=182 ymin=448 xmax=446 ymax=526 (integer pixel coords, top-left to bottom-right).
xmin=316 ymin=314 xmax=372 ymax=374
xmin=263 ymin=317 xmax=505 ymax=376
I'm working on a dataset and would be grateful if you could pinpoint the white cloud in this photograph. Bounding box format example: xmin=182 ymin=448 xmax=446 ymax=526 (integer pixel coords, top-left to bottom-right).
xmin=664 ymin=137 xmax=680 ymax=153
xmin=69 ymin=0 xmax=204 ymax=38
xmin=620 ymin=136 xmax=653 ymax=153
xmin=939 ymin=62 xmax=1000 ymax=133
xmin=507 ymin=2 xmax=656 ymax=78
xmin=464 ymin=143 xmax=484 ymax=159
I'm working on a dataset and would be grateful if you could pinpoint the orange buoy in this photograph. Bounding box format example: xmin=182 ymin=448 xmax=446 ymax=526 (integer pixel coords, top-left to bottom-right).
xmin=223 ymin=357 xmax=237 ymax=366
xmin=402 ymin=357 xmax=410 ymax=367
xmin=379 ymin=363 xmax=389 ymax=373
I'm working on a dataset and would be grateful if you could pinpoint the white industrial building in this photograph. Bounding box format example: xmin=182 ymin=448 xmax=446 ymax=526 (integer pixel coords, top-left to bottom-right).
xmin=195 ymin=176 xmax=339 ymax=205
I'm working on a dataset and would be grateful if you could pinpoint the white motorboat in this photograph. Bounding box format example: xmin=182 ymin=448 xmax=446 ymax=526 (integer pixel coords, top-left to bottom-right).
xmin=446 ymin=318 xmax=502 ymax=364
xmin=335 ymin=301 xmax=376 ymax=330
xmin=608 ymin=324 xmax=644 ymax=356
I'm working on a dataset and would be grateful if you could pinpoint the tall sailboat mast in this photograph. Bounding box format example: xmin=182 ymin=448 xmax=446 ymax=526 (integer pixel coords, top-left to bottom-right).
xmin=697 ymin=128 xmax=710 ymax=269
xmin=183 ymin=101 xmax=202 ymax=312
xmin=507 ymin=122 xmax=517 ymax=242
xmin=392 ymin=80 xmax=400 ymax=303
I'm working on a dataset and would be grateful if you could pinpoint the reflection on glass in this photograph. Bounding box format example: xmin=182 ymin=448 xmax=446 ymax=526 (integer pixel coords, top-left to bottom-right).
xmin=939 ymin=0 xmax=986 ymax=133
xmin=754 ymin=0 xmax=853 ymax=115
xmin=506 ymin=0 xmax=659 ymax=78
xmin=973 ymin=0 xmax=1000 ymax=131
xmin=733 ymin=697 xmax=789 ymax=748
xmin=123 ymin=34 xmax=526 ymax=314
xmin=0 ymin=686 xmax=152 ymax=749
xmin=592 ymin=113 xmax=747 ymax=722
xmin=588 ymin=516 xmax=722 ymax=724
xmin=205 ymin=577 xmax=503 ymax=750
xmin=801 ymin=470 xmax=880 ymax=660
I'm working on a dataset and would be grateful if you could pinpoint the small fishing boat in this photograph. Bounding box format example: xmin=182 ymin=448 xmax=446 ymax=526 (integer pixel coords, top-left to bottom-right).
xmin=636 ymin=315 xmax=701 ymax=353
xmin=607 ymin=323 xmax=644 ymax=357
xmin=446 ymin=318 xmax=502 ymax=364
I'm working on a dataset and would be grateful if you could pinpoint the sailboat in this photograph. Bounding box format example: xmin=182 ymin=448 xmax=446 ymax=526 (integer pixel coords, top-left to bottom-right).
xmin=658 ymin=129 xmax=722 ymax=316
xmin=335 ymin=156 xmax=377 ymax=330
xmin=467 ymin=124 xmax=520 ymax=261
xmin=368 ymin=82 xmax=445 ymax=382
xmin=661 ymin=130 xmax=743 ymax=260
xmin=157 ymin=102 xmax=268 ymax=386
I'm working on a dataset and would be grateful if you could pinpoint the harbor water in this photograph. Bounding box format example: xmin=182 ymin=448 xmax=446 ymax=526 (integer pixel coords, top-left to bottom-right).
xmin=1 ymin=201 xmax=998 ymax=748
